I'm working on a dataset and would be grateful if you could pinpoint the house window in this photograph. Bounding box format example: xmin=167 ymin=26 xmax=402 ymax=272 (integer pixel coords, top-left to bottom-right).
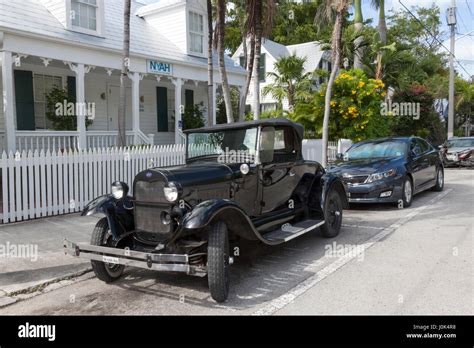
xmin=71 ymin=0 xmax=98 ymax=32
xmin=189 ymin=11 xmax=204 ymax=54
xmin=258 ymin=53 xmax=266 ymax=82
xmin=33 ymin=74 xmax=63 ymax=129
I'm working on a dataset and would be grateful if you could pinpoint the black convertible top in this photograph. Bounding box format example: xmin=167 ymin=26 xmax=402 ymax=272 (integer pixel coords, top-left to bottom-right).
xmin=184 ymin=118 xmax=305 ymax=141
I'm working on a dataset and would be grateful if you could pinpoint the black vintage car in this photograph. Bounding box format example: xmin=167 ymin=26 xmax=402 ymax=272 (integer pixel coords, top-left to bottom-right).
xmin=328 ymin=137 xmax=444 ymax=207
xmin=64 ymin=118 xmax=347 ymax=302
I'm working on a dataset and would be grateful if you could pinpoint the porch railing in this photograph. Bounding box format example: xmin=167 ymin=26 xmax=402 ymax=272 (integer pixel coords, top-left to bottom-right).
xmin=0 ymin=130 xmax=155 ymax=153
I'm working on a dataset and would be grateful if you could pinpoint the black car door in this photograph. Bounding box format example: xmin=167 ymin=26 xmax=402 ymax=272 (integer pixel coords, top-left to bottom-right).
xmin=418 ymin=138 xmax=438 ymax=183
xmin=408 ymin=139 xmax=426 ymax=189
xmin=260 ymin=126 xmax=305 ymax=214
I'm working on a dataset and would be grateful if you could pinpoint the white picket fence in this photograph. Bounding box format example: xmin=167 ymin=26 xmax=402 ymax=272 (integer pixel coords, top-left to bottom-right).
xmin=0 ymin=141 xmax=332 ymax=224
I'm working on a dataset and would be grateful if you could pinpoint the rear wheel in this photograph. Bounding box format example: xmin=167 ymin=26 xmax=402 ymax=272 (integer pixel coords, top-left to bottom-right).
xmin=90 ymin=218 xmax=125 ymax=283
xmin=320 ymin=190 xmax=343 ymax=238
xmin=207 ymin=220 xmax=230 ymax=303
xmin=431 ymin=167 xmax=444 ymax=191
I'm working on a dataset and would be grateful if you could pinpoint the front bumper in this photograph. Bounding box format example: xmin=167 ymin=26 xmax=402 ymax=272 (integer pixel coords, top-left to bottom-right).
xmin=346 ymin=176 xmax=404 ymax=203
xmin=63 ymin=240 xmax=206 ymax=276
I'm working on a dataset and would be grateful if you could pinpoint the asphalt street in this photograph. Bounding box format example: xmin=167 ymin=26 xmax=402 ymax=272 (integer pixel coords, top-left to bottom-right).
xmin=1 ymin=168 xmax=472 ymax=315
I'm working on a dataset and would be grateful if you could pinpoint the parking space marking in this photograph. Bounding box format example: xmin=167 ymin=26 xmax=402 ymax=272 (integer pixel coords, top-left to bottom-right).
xmin=252 ymin=189 xmax=452 ymax=316
xmin=342 ymin=224 xmax=385 ymax=230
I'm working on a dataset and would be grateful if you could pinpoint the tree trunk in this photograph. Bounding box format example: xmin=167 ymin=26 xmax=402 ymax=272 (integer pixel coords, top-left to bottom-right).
xmin=216 ymin=0 xmax=233 ymax=123
xmin=118 ymin=0 xmax=131 ymax=147
xmin=239 ymin=33 xmax=255 ymax=121
xmin=322 ymin=10 xmax=344 ymax=167
xmin=375 ymin=0 xmax=386 ymax=79
xmin=207 ymin=0 xmax=214 ymax=126
xmin=252 ymin=0 xmax=263 ymax=120
xmin=353 ymin=0 xmax=364 ymax=70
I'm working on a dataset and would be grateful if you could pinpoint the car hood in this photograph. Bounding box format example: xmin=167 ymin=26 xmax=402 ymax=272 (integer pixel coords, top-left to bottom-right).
xmin=327 ymin=156 xmax=403 ymax=176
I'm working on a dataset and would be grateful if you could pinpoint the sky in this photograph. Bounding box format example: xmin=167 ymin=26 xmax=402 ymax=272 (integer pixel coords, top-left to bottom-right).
xmin=359 ymin=0 xmax=474 ymax=79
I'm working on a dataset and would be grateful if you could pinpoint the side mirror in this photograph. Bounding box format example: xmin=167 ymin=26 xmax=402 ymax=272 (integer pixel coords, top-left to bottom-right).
xmin=336 ymin=153 xmax=344 ymax=160
xmin=259 ymin=126 xmax=275 ymax=164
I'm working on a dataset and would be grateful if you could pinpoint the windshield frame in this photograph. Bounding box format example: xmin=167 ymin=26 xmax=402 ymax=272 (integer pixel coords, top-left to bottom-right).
xmin=185 ymin=126 xmax=260 ymax=164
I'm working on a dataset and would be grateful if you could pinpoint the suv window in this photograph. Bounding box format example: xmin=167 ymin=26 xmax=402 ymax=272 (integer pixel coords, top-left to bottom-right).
xmin=416 ymin=138 xmax=430 ymax=154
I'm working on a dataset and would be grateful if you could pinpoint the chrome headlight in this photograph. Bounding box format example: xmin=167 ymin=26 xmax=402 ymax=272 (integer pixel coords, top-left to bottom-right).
xmin=163 ymin=182 xmax=179 ymax=202
xmin=366 ymin=169 xmax=397 ymax=183
xmin=111 ymin=181 xmax=129 ymax=199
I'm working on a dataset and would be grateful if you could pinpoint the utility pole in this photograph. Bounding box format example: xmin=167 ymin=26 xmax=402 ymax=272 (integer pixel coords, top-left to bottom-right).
xmin=447 ymin=0 xmax=456 ymax=139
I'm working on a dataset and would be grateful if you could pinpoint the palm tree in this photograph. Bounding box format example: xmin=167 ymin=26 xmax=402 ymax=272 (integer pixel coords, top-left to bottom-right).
xmin=118 ymin=0 xmax=131 ymax=147
xmin=247 ymin=0 xmax=275 ymax=120
xmin=372 ymin=0 xmax=387 ymax=79
xmin=353 ymin=0 xmax=364 ymax=69
xmin=262 ymin=54 xmax=312 ymax=111
xmin=238 ymin=0 xmax=255 ymax=121
xmin=207 ymin=0 xmax=214 ymax=126
xmin=216 ymin=0 xmax=233 ymax=123
xmin=315 ymin=0 xmax=352 ymax=167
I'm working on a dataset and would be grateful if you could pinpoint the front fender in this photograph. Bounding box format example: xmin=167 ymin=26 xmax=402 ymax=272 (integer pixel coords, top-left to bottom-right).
xmin=321 ymin=173 xmax=349 ymax=210
xmin=81 ymin=195 xmax=134 ymax=240
xmin=182 ymin=199 xmax=262 ymax=242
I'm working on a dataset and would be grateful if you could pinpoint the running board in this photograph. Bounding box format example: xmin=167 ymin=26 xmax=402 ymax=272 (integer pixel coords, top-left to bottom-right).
xmin=263 ymin=219 xmax=325 ymax=243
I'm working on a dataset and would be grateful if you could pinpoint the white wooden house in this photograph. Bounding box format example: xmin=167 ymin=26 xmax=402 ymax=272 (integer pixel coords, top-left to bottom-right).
xmin=0 ymin=0 xmax=246 ymax=153
xmin=232 ymin=39 xmax=331 ymax=113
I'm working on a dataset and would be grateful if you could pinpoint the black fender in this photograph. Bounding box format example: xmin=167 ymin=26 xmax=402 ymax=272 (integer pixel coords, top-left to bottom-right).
xmin=81 ymin=195 xmax=134 ymax=240
xmin=182 ymin=199 xmax=283 ymax=245
xmin=321 ymin=173 xmax=349 ymax=210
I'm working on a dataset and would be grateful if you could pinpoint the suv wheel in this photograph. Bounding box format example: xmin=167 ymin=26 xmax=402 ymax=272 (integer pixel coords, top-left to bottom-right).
xmin=90 ymin=218 xmax=125 ymax=283
xmin=320 ymin=190 xmax=343 ymax=238
xmin=207 ymin=220 xmax=230 ymax=303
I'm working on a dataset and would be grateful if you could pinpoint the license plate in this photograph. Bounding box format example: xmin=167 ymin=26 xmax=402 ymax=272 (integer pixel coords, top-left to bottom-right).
xmin=102 ymin=255 xmax=119 ymax=264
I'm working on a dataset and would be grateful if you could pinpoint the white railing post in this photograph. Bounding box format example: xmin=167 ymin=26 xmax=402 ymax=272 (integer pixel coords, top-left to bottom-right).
xmin=172 ymin=78 xmax=183 ymax=144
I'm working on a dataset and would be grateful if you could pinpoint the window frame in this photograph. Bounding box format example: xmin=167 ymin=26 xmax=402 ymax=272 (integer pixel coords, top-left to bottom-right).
xmin=188 ymin=10 xmax=205 ymax=56
xmin=32 ymin=73 xmax=64 ymax=130
xmin=67 ymin=0 xmax=104 ymax=36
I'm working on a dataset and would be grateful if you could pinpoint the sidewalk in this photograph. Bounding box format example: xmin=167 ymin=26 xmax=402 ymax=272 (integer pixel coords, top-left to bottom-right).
xmin=0 ymin=213 xmax=99 ymax=306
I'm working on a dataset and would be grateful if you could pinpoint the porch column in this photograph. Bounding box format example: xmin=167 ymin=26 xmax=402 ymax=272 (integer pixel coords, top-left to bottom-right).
xmin=172 ymin=77 xmax=183 ymax=144
xmin=1 ymin=51 xmax=16 ymax=152
xmin=212 ymin=83 xmax=217 ymax=126
xmin=73 ymin=64 xmax=86 ymax=149
xmin=129 ymin=72 xmax=141 ymax=144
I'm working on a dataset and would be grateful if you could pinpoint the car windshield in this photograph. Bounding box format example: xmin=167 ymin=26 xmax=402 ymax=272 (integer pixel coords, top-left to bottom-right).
xmin=345 ymin=141 xmax=407 ymax=160
xmin=447 ymin=138 xmax=474 ymax=148
xmin=187 ymin=127 xmax=258 ymax=162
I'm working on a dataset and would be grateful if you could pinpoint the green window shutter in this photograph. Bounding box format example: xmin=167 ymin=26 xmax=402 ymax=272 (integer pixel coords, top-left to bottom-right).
xmin=156 ymin=87 xmax=168 ymax=132
xmin=259 ymin=53 xmax=266 ymax=82
xmin=14 ymin=70 xmax=35 ymax=130
xmin=185 ymin=89 xmax=194 ymax=110
xmin=67 ymin=76 xmax=76 ymax=101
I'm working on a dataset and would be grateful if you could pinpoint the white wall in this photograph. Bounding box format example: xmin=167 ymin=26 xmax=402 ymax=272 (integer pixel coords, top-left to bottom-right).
xmin=0 ymin=68 xmax=4 ymax=131
xmin=39 ymin=0 xmax=67 ymax=27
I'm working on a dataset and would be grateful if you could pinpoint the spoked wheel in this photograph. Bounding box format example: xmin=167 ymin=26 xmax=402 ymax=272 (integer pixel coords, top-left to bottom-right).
xmin=432 ymin=167 xmax=444 ymax=191
xmin=90 ymin=217 xmax=125 ymax=283
xmin=320 ymin=190 xmax=343 ymax=238
xmin=207 ymin=220 xmax=230 ymax=303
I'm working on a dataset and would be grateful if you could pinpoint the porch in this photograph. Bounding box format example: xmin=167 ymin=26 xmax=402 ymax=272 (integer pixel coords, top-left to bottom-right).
xmin=0 ymin=52 xmax=245 ymax=153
